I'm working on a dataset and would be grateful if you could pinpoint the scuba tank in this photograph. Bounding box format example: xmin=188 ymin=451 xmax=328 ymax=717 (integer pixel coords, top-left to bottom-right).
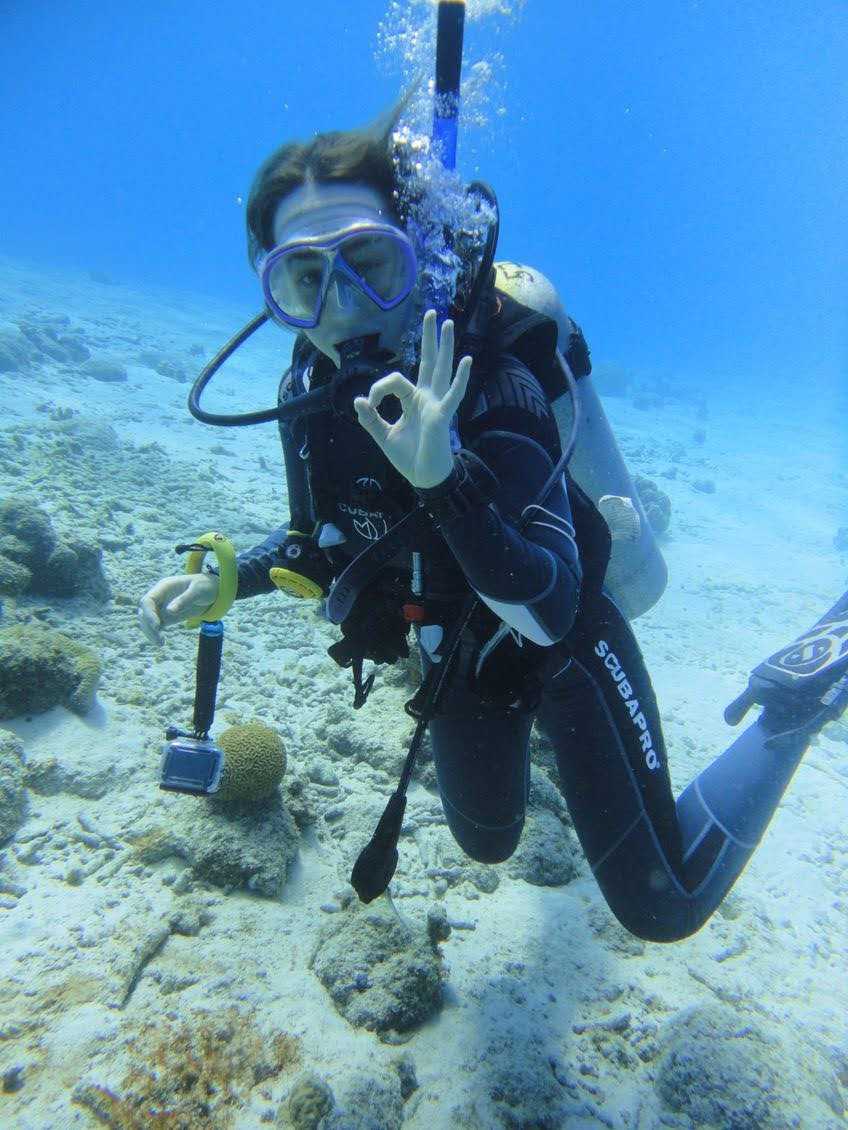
xmin=493 ymin=261 xmax=668 ymax=619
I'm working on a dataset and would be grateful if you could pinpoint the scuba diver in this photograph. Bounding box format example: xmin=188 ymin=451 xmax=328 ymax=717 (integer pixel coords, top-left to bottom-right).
xmin=138 ymin=36 xmax=848 ymax=943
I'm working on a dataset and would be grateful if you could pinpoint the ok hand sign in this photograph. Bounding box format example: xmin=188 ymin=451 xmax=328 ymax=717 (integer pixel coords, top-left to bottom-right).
xmin=353 ymin=309 xmax=472 ymax=490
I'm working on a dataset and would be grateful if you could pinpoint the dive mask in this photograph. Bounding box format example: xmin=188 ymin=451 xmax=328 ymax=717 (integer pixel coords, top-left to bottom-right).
xmin=259 ymin=222 xmax=418 ymax=330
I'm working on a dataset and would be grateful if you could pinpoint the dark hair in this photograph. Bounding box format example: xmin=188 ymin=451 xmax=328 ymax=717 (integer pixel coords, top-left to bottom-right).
xmin=245 ymin=91 xmax=416 ymax=270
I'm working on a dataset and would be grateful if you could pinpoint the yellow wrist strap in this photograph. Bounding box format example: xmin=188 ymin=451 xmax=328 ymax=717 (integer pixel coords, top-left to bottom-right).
xmin=182 ymin=532 xmax=238 ymax=627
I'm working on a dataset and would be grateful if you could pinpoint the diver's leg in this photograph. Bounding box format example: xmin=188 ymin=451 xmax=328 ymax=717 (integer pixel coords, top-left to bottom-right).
xmin=420 ymin=640 xmax=534 ymax=865
xmin=674 ymin=586 xmax=848 ymax=914
xmin=536 ymin=589 xmax=848 ymax=942
xmin=536 ymin=597 xmax=692 ymax=941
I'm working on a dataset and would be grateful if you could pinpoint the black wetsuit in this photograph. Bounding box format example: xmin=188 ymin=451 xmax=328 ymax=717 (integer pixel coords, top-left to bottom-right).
xmin=233 ymin=337 xmax=814 ymax=943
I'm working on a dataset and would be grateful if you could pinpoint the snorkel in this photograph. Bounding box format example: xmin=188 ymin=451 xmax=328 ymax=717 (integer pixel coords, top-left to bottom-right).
xmin=432 ymin=0 xmax=465 ymax=173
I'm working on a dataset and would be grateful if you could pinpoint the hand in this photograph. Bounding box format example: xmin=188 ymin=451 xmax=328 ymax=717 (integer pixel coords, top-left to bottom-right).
xmin=137 ymin=572 xmax=220 ymax=646
xmin=353 ymin=309 xmax=472 ymax=489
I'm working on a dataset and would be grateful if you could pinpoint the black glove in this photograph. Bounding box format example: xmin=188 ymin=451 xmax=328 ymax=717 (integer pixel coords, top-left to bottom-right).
xmin=327 ymin=582 xmax=411 ymax=709
xmin=327 ymin=582 xmax=410 ymax=668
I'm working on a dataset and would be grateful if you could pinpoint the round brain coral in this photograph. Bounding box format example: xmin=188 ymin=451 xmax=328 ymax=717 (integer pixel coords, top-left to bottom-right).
xmin=216 ymin=722 xmax=287 ymax=802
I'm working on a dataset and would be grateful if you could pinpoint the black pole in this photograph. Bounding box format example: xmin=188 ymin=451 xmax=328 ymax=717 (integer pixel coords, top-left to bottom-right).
xmin=192 ymin=620 xmax=224 ymax=739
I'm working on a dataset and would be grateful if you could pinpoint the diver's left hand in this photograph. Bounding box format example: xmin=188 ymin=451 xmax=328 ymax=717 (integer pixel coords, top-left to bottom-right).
xmin=353 ymin=309 xmax=472 ymax=490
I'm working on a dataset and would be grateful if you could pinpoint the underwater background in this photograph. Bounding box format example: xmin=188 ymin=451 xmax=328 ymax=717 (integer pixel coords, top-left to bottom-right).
xmin=0 ymin=1 xmax=846 ymax=1127
xmin=4 ymin=0 xmax=847 ymax=389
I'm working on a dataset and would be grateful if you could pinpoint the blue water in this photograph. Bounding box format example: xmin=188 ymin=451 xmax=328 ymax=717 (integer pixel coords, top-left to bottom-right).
xmin=1 ymin=5 xmax=847 ymax=1124
xmin=3 ymin=0 xmax=846 ymax=391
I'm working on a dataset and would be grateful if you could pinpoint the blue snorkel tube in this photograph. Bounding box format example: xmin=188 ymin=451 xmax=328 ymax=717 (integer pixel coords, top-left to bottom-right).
xmin=432 ymin=0 xmax=465 ymax=174
xmin=430 ymin=1 xmax=471 ymax=337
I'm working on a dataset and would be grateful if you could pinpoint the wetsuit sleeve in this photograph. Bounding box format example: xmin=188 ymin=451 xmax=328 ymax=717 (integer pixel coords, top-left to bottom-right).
xmin=202 ymin=524 xmax=294 ymax=598
xmin=232 ymin=526 xmax=292 ymax=599
xmin=417 ymin=354 xmax=581 ymax=645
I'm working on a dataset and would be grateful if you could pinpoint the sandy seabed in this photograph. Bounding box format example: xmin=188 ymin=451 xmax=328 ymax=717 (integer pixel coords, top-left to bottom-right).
xmin=0 ymin=255 xmax=846 ymax=1129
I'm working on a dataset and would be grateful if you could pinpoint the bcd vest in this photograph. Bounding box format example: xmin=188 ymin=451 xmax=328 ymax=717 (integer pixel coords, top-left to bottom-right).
xmin=276 ymin=287 xmax=611 ymax=705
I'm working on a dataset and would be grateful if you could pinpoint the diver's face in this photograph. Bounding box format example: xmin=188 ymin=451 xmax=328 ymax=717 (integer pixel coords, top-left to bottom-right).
xmin=270 ymin=181 xmax=418 ymax=367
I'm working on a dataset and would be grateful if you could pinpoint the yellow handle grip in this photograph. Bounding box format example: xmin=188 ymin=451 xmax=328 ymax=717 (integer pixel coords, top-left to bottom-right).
xmin=182 ymin=531 xmax=238 ymax=627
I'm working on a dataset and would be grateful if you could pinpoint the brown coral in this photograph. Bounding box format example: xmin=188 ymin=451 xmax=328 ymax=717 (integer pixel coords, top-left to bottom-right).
xmin=0 ymin=622 xmax=101 ymax=719
xmin=73 ymin=1007 xmax=301 ymax=1129
xmin=216 ymin=722 xmax=287 ymax=802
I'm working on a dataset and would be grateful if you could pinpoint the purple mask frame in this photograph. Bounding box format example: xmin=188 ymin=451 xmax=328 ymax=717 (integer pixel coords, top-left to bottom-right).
xmin=259 ymin=222 xmax=418 ymax=330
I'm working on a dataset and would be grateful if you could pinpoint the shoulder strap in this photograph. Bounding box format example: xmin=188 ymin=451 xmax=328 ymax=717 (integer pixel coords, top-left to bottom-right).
xmin=279 ymin=337 xmax=340 ymax=533
xmin=495 ymin=289 xmax=564 ymax=401
xmin=457 ymin=283 xmax=566 ymax=437
xmin=277 ymin=341 xmax=317 ymax=534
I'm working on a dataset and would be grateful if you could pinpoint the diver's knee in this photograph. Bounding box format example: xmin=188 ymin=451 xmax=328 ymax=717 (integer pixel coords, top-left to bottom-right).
xmin=462 ymin=836 xmax=521 ymax=865
xmin=601 ymin=899 xmax=705 ymax=944
xmin=444 ymin=805 xmax=524 ymax=864
xmin=468 ymin=835 xmax=521 ymax=864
